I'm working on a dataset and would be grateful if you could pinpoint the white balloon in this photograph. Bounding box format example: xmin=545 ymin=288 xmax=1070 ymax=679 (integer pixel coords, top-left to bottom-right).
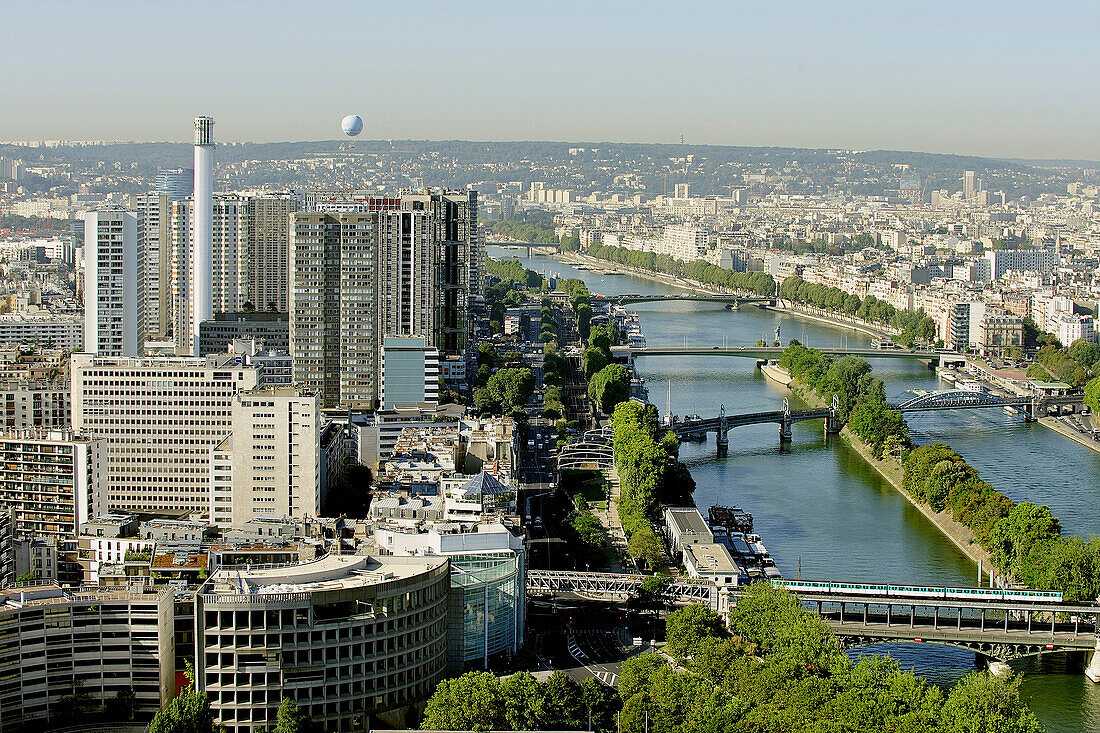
xmin=341 ymin=114 xmax=363 ymax=137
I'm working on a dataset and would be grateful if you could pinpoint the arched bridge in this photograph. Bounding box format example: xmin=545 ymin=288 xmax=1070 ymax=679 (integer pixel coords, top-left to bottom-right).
xmin=597 ymin=294 xmax=773 ymax=307
xmin=671 ymin=390 xmax=1085 ymax=454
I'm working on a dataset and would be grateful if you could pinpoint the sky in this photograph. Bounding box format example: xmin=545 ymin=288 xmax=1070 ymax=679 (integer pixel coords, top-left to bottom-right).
xmin=4 ymin=0 xmax=1098 ymax=160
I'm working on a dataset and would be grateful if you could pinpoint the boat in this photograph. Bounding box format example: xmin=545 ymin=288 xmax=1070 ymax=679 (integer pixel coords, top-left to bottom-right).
xmin=957 ymin=379 xmax=987 ymax=393
xmin=1004 ymin=406 xmax=1020 ymax=415
xmin=709 ymin=505 xmax=754 ymax=534
xmin=940 ymin=372 xmax=957 ymax=384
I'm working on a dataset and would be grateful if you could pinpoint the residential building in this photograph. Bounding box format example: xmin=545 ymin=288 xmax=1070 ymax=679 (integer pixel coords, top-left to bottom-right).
xmin=0 ymin=585 xmax=175 ymax=729
xmin=0 ymin=316 xmax=82 ymax=350
xmin=977 ymin=313 xmax=1024 ymax=356
xmin=70 ymin=352 xmax=258 ymax=513
xmin=247 ymin=196 xmax=296 ymax=312
xmin=1054 ymin=313 xmax=1097 ymax=346
xmin=194 ymin=554 xmax=450 ymax=732
xmin=660 ymin=225 xmax=708 ymax=262
xmin=84 ymin=206 xmax=142 ymax=356
xmin=209 ymin=386 xmax=320 ymax=529
xmin=0 ymin=429 xmax=106 ymax=539
xmin=0 ymin=510 xmax=12 ymax=586
xmin=129 ymin=192 xmax=173 ymax=338
xmin=984 ymin=249 xmax=1058 ymax=281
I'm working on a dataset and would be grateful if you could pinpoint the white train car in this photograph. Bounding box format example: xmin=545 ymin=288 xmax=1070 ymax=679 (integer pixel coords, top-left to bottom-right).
xmin=778 ymin=580 xmax=1062 ymax=604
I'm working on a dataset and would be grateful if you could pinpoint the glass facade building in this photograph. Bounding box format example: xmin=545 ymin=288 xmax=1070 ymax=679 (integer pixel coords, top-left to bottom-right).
xmin=446 ymin=552 xmax=523 ymax=672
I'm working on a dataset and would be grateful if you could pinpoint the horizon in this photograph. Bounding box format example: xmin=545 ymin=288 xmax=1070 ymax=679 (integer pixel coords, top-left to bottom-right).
xmin=3 ymin=1 xmax=1098 ymax=160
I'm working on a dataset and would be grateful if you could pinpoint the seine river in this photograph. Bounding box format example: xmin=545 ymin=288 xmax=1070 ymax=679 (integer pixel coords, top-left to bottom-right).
xmin=490 ymin=246 xmax=1100 ymax=732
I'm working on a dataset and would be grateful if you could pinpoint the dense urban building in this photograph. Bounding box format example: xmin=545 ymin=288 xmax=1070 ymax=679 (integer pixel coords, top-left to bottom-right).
xmin=198 ymin=310 xmax=289 ymax=356
xmin=83 ymin=206 xmax=141 ymax=356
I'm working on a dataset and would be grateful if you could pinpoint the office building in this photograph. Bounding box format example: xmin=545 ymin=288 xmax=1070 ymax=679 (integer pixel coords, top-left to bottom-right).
xmin=198 ymin=311 xmax=289 ymax=356
xmin=195 ymin=554 xmax=449 ymax=732
xmin=0 ymin=429 xmax=106 ymax=539
xmin=0 ymin=585 xmax=175 ymax=730
xmin=209 ymin=386 xmax=320 ymax=529
xmin=84 ymin=206 xmax=142 ymax=356
xmin=963 ymin=170 xmax=978 ymax=199
xmin=156 ymin=167 xmax=194 ymax=200
xmin=380 ymin=336 xmax=440 ymax=409
xmin=70 ymin=352 xmax=258 ymax=513
xmin=247 ymin=196 xmax=296 ymax=312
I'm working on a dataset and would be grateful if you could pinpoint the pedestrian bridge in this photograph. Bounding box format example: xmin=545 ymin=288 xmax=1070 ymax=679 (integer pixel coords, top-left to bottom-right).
xmin=524 ymin=571 xmax=1100 ymax=664
xmin=613 ymin=345 xmax=943 ymax=364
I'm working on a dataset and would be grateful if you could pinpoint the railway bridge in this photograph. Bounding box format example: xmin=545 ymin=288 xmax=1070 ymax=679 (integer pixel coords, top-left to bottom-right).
xmin=525 ymin=571 xmax=1100 ymax=668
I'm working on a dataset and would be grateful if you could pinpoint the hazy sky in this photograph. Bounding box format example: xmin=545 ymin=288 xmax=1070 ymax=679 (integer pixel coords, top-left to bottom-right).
xmin=4 ymin=0 xmax=1098 ymax=159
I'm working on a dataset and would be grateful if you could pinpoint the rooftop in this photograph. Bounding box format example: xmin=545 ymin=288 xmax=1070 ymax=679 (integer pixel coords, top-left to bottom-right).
xmin=202 ymin=554 xmax=447 ymax=596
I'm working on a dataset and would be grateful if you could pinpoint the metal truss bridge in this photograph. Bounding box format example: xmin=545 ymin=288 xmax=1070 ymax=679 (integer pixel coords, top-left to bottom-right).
xmin=596 ymin=294 xmax=773 ymax=307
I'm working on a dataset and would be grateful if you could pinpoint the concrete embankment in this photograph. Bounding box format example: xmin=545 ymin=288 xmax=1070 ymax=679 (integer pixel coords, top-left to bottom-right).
xmin=768 ymin=303 xmax=894 ymax=340
xmin=792 ymin=381 xmax=994 ymax=572
xmin=1040 ymin=417 xmax=1100 ymax=455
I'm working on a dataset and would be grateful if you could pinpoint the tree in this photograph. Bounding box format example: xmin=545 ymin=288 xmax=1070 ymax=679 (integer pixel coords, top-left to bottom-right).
xmin=500 ymin=672 xmax=546 ymax=730
xmin=1085 ymin=375 xmax=1100 ymax=415
xmin=626 ymin=526 xmax=666 ymax=568
xmin=104 ymin=687 xmax=137 ymax=722
xmin=664 ymin=604 xmax=727 ymax=662
xmin=588 ymin=364 xmax=631 ymax=415
xmin=575 ymin=302 xmax=593 ymax=339
xmin=479 ymin=368 xmax=535 ymax=414
xmin=989 ymin=502 xmax=1061 ymax=576
xmin=15 ymin=571 xmax=35 ymax=583
xmin=583 ymin=345 xmax=611 ymax=379
xmin=420 ymin=672 xmax=506 ymax=731
xmin=148 ymin=662 xmax=224 ymax=733
xmin=939 ymin=672 xmax=1043 ymax=733
xmin=273 ymin=697 xmax=317 ymax=733
xmin=543 ymin=672 xmax=585 ymax=729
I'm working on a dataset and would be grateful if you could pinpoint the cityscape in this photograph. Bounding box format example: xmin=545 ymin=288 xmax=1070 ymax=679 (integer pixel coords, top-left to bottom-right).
xmin=2 ymin=2 xmax=1100 ymax=733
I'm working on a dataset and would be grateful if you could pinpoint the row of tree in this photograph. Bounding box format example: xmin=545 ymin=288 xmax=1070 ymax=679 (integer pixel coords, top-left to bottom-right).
xmin=904 ymin=444 xmax=1100 ymax=602
xmin=487 ymin=218 xmax=558 ymax=244
xmin=611 ymin=401 xmax=695 ymax=568
xmin=484 ymin=258 xmax=545 ymax=333
xmin=1030 ymin=339 xmax=1100 ymax=387
xmin=585 ymin=242 xmax=776 ymax=296
xmin=421 ymin=670 xmax=619 ymax=731
xmin=616 ymin=582 xmax=1045 ymax=733
xmin=779 ymin=277 xmax=938 ymax=346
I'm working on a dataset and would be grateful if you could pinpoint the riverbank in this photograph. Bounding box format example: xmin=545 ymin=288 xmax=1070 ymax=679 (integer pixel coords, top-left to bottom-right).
xmin=1040 ymin=416 xmax=1100 ymax=455
xmin=791 ymin=380 xmax=994 ymax=572
xmin=560 ymin=251 xmax=903 ymax=341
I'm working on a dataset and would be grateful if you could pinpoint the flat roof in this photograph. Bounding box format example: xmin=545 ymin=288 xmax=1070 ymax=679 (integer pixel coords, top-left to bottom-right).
xmin=683 ymin=543 xmax=741 ymax=574
xmin=203 ymin=554 xmax=447 ymax=596
xmin=665 ymin=507 xmax=713 ymax=538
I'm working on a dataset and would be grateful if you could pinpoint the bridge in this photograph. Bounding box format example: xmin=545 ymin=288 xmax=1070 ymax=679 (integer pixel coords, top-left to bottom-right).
xmin=596 ymin=294 xmax=773 ymax=308
xmin=613 ymin=345 xmax=943 ymax=365
xmin=525 ymin=571 xmax=1100 ymax=666
xmin=669 ymin=390 xmax=1086 ymax=454
xmin=557 ymin=427 xmax=614 ymax=471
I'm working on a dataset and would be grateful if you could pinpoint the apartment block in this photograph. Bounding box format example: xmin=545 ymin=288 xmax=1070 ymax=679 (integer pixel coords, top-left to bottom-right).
xmin=0 ymin=585 xmax=175 ymax=730
xmin=84 ymin=206 xmax=142 ymax=356
xmin=0 ymin=430 xmax=106 ymax=539
xmin=0 ymin=381 xmax=70 ymax=429
xmin=70 ymin=353 xmax=258 ymax=513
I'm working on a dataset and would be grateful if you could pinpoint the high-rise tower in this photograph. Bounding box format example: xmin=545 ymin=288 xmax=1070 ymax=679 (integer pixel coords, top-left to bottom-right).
xmin=191 ymin=116 xmax=215 ymax=354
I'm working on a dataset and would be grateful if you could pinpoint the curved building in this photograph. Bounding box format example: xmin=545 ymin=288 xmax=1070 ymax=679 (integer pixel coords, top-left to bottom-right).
xmin=194 ymin=554 xmax=449 ymax=732
xmin=447 ymin=552 xmax=523 ymax=672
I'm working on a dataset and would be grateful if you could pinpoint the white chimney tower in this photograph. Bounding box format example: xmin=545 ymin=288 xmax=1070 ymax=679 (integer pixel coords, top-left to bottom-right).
xmin=191 ymin=116 xmax=215 ymax=355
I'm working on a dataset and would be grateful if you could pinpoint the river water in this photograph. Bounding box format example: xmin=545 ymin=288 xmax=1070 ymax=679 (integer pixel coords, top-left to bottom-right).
xmin=490 ymin=246 xmax=1100 ymax=731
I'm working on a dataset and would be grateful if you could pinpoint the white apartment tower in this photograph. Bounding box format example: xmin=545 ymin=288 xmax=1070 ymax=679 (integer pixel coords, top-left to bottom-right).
xmin=84 ymin=206 xmax=142 ymax=356
xmin=192 ymin=115 xmax=215 ymax=355
xmin=129 ymin=193 xmax=172 ymax=338
xmin=70 ymin=352 xmax=258 ymax=513
xmin=210 ymin=386 xmax=320 ymax=529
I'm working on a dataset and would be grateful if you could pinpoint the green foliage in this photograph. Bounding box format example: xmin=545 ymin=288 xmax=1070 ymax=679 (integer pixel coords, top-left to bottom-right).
xmin=422 ymin=670 xmax=619 ymax=732
xmin=148 ymin=662 xmax=225 ymax=733
xmin=588 ymin=242 xmax=775 ymax=296
xmin=664 ymin=605 xmax=727 ymax=662
xmin=778 ymin=344 xmax=873 ymax=421
xmin=1086 ymin=375 xmax=1100 ymax=414
xmin=15 ymin=571 xmax=36 ymax=583
xmin=847 ymin=381 xmax=911 ymax=458
xmin=780 ymin=277 xmax=937 ymax=344
xmin=563 ymin=509 xmax=608 ymax=567
xmin=583 ymin=345 xmax=611 ymax=379
xmin=988 ymin=502 xmax=1061 ymax=575
xmin=939 ymin=673 xmax=1044 ymax=733
xmin=612 ymin=583 xmax=1042 ymax=733
xmin=611 ymin=401 xmax=697 ymax=565
xmin=1034 ymin=341 xmax=1093 ymax=387
xmin=489 ymin=217 xmax=559 ymax=244
xmin=474 ymin=367 xmax=535 ymax=415
xmin=273 ymin=697 xmax=318 ymax=733
xmin=588 ymin=363 xmax=632 ymax=415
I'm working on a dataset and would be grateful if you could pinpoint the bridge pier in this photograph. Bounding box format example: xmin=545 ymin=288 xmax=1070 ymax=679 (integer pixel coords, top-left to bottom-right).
xmin=779 ymin=418 xmax=792 ymax=442
xmin=1085 ymin=637 xmax=1100 ymax=683
xmin=716 ymin=409 xmax=728 ymax=457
